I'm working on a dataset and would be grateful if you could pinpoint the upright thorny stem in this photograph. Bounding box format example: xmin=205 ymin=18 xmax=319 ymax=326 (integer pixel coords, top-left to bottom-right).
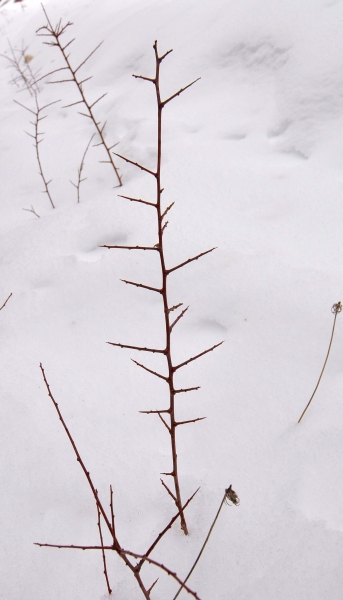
xmin=103 ymin=42 xmax=223 ymax=535
xmin=37 ymin=7 xmax=122 ymax=187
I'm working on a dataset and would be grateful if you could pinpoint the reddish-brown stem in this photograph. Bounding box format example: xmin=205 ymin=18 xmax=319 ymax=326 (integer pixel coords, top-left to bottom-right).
xmin=0 ymin=293 xmax=12 ymax=311
xmin=96 ymin=497 xmax=112 ymax=594
xmin=39 ymin=365 xmax=152 ymax=599
xmin=37 ymin=8 xmax=122 ymax=187
xmin=34 ymin=543 xmax=200 ymax=599
xmin=70 ymin=133 xmax=95 ymax=202
xmin=111 ymin=41 xmax=221 ymax=535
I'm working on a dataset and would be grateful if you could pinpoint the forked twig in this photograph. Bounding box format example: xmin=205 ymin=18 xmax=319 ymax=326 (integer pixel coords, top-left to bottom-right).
xmin=298 ymin=301 xmax=342 ymax=423
xmin=172 ymin=486 xmax=240 ymax=600
xmin=37 ymin=7 xmax=122 ymax=187
xmin=38 ymin=364 xmax=200 ymax=599
xmin=23 ymin=205 xmax=40 ymax=218
xmin=96 ymin=497 xmax=112 ymax=594
xmin=70 ymin=133 xmax=95 ymax=202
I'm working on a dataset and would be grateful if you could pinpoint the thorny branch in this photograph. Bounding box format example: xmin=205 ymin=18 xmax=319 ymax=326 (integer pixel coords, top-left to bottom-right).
xmin=15 ymin=96 xmax=58 ymax=208
xmin=108 ymin=40 xmax=221 ymax=535
xmin=36 ymin=7 xmax=122 ymax=187
xmin=38 ymin=365 xmax=199 ymax=598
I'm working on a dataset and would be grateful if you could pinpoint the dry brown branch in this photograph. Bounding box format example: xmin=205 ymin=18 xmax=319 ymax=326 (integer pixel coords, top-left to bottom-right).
xmin=23 ymin=205 xmax=40 ymax=218
xmin=39 ymin=364 xmax=198 ymax=599
xmin=118 ymin=194 xmax=157 ymax=208
xmin=105 ymin=41 xmax=220 ymax=535
xmin=121 ymin=279 xmax=162 ymax=294
xmin=35 ymin=541 xmax=201 ymax=599
xmin=96 ymin=497 xmax=112 ymax=594
xmin=70 ymin=133 xmax=95 ymax=202
xmin=15 ymin=96 xmax=58 ymax=208
xmin=138 ymin=488 xmax=199 ymax=570
xmin=173 ymin=342 xmax=224 ymax=372
xmin=113 ymin=151 xmax=156 ymax=177
xmin=100 ymin=244 xmax=159 ymax=251
xmin=107 ymin=342 xmax=166 ymax=354
xmin=167 ymin=248 xmax=216 ymax=275
xmin=132 ymin=359 xmax=168 ymax=381
xmin=170 ymin=306 xmax=189 ymax=332
xmin=0 ymin=293 xmax=12 ymax=311
xmin=37 ymin=7 xmax=122 ymax=187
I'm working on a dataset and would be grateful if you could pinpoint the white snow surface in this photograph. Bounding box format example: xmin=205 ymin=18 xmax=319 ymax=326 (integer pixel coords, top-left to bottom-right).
xmin=1 ymin=0 xmax=343 ymax=598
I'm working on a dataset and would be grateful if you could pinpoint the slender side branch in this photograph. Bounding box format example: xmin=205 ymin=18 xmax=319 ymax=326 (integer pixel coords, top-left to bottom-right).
xmin=113 ymin=152 xmax=156 ymax=177
xmin=107 ymin=342 xmax=166 ymax=354
xmin=70 ymin=133 xmax=95 ymax=202
xmin=100 ymin=245 xmax=159 ymax=251
xmin=167 ymin=248 xmax=216 ymax=275
xmin=132 ymin=359 xmax=168 ymax=381
xmin=96 ymin=499 xmax=112 ymax=595
xmin=39 ymin=364 xmax=114 ymax=535
xmin=0 ymin=293 xmax=12 ymax=311
xmin=138 ymin=488 xmax=200 ymax=570
xmin=161 ymin=77 xmax=201 ymax=107
xmin=173 ymin=342 xmax=224 ymax=372
xmin=121 ymin=279 xmax=162 ymax=294
xmin=170 ymin=306 xmax=189 ymax=332
xmin=298 ymin=301 xmax=342 ymax=423
xmin=118 ymin=194 xmax=157 ymax=208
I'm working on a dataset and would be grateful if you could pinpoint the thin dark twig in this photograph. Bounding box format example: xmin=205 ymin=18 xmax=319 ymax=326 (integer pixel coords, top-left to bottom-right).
xmin=107 ymin=342 xmax=166 ymax=354
xmin=170 ymin=306 xmax=189 ymax=332
xmin=23 ymin=205 xmax=40 ymax=218
xmin=167 ymin=248 xmax=216 ymax=275
xmin=39 ymin=364 xmax=114 ymax=535
xmin=96 ymin=497 xmax=112 ymax=594
xmin=173 ymin=342 xmax=224 ymax=372
xmin=70 ymin=133 xmax=95 ymax=202
xmin=138 ymin=488 xmax=200 ymax=570
xmin=0 ymin=293 xmax=12 ymax=311
xmin=172 ymin=486 xmax=240 ymax=600
xmin=298 ymin=301 xmax=342 ymax=423
xmin=132 ymin=359 xmax=168 ymax=381
xmin=34 ymin=543 xmax=201 ymax=599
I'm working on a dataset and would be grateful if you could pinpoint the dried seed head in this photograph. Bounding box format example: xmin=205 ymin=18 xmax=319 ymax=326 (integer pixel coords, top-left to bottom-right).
xmin=332 ymin=302 xmax=342 ymax=314
xmin=225 ymin=485 xmax=240 ymax=506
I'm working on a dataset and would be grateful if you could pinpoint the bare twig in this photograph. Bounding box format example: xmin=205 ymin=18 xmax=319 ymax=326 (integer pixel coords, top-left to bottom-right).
xmin=96 ymin=498 xmax=112 ymax=594
xmin=298 ymin=301 xmax=342 ymax=423
xmin=172 ymin=486 xmax=240 ymax=600
xmin=0 ymin=293 xmax=12 ymax=311
xmin=23 ymin=205 xmax=40 ymax=218
xmin=37 ymin=7 xmax=122 ymax=187
xmin=70 ymin=133 xmax=95 ymax=202
xmin=15 ymin=96 xmax=59 ymax=208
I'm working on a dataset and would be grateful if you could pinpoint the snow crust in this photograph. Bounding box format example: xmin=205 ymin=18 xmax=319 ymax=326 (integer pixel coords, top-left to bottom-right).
xmin=1 ymin=0 xmax=343 ymax=598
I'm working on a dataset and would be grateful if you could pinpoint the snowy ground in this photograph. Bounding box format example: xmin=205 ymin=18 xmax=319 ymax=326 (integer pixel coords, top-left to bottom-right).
xmin=1 ymin=0 xmax=343 ymax=598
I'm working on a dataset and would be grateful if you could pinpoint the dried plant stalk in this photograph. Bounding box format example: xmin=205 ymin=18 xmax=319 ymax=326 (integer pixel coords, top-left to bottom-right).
xmin=173 ymin=486 xmax=240 ymax=600
xmin=298 ymin=301 xmax=342 ymax=423
xmin=102 ymin=41 xmax=223 ymax=535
